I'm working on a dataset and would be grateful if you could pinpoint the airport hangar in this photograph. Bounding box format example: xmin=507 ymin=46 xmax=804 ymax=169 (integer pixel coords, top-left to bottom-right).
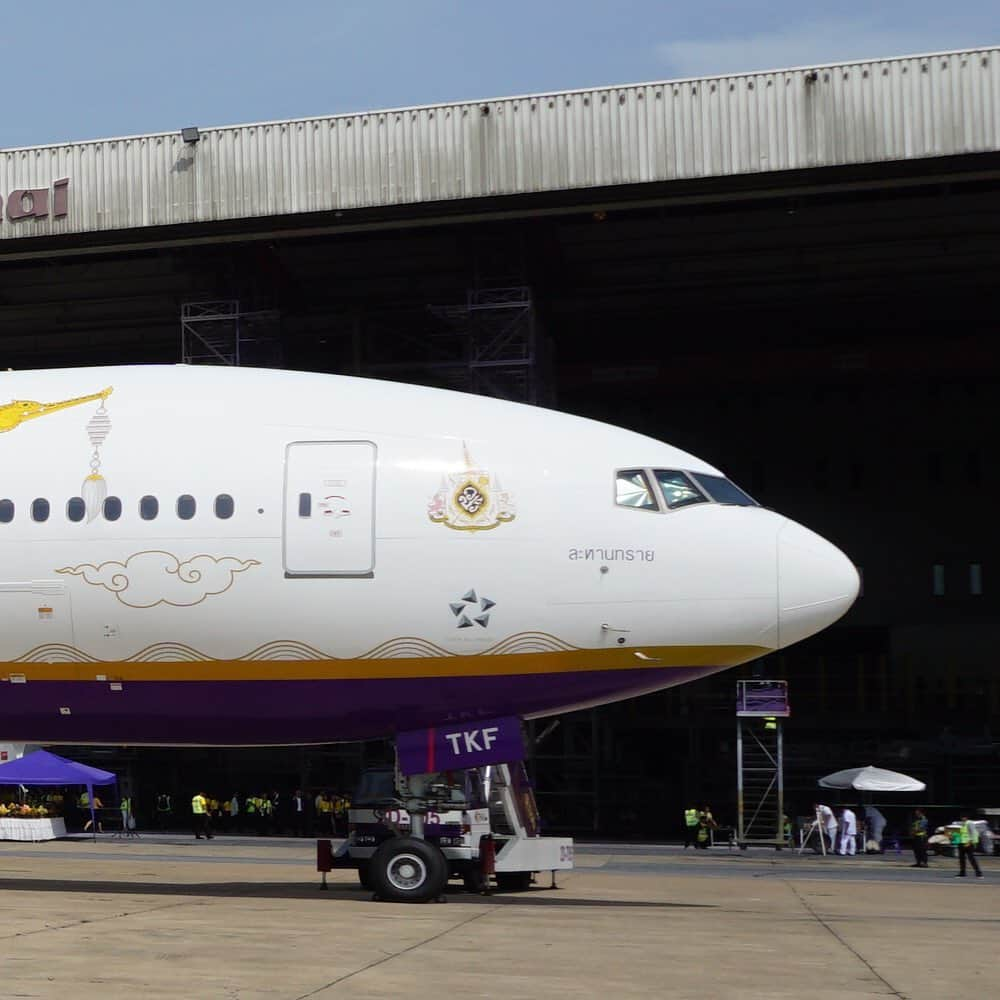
xmin=1 ymin=46 xmax=998 ymax=836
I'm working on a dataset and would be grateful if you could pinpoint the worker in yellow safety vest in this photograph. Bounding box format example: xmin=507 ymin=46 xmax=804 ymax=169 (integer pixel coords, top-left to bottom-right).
xmin=316 ymin=791 xmax=334 ymax=835
xmin=77 ymin=790 xmax=89 ymax=830
xmin=191 ymin=791 xmax=213 ymax=840
xmin=250 ymin=794 xmax=262 ymax=835
xmin=683 ymin=807 xmax=699 ymax=848
xmin=695 ymin=806 xmax=717 ymax=850
xmin=955 ymin=814 xmax=983 ymax=878
xmin=120 ymin=795 xmax=133 ymax=832
xmin=82 ymin=792 xmax=104 ymax=833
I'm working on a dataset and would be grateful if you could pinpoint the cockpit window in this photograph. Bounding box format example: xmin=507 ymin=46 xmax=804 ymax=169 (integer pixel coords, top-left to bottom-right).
xmin=615 ymin=469 xmax=659 ymax=510
xmin=653 ymin=470 xmax=708 ymax=510
xmin=692 ymin=473 xmax=758 ymax=506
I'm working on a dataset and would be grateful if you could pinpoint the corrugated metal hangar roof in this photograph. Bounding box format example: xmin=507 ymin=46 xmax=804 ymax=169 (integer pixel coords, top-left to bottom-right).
xmin=2 ymin=46 xmax=999 ymax=245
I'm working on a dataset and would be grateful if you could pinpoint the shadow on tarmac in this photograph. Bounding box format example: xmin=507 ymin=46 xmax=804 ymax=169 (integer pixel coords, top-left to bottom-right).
xmin=0 ymin=877 xmax=714 ymax=909
xmin=448 ymin=892 xmax=714 ymax=909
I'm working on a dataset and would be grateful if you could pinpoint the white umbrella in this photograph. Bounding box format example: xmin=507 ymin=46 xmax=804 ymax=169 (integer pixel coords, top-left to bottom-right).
xmin=818 ymin=765 xmax=926 ymax=792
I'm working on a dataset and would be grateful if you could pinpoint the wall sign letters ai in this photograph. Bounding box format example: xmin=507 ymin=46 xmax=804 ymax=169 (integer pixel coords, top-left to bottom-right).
xmin=2 ymin=178 xmax=69 ymax=223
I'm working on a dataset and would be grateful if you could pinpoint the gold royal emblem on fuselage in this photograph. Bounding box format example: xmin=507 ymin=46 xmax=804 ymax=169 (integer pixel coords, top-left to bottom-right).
xmin=428 ymin=444 xmax=515 ymax=532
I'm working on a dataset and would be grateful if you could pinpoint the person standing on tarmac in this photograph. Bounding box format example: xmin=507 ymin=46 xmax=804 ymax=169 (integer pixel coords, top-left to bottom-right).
xmin=910 ymin=809 xmax=930 ymax=868
xmin=838 ymin=806 xmax=858 ymax=856
xmin=695 ymin=805 xmax=717 ymax=849
xmin=314 ymin=789 xmax=329 ymax=834
xmin=191 ymin=791 xmax=213 ymax=840
xmin=316 ymin=791 xmax=334 ymax=835
xmin=955 ymin=814 xmax=984 ymax=878
xmin=120 ymin=795 xmax=133 ymax=833
xmin=155 ymin=792 xmax=172 ymax=831
xmin=812 ymin=803 xmax=838 ymax=853
xmin=333 ymin=792 xmax=351 ymax=837
xmin=82 ymin=792 xmax=104 ymax=833
xmin=865 ymin=805 xmax=886 ymax=852
xmin=77 ymin=789 xmax=89 ymax=831
xmin=244 ymin=794 xmax=257 ymax=834
xmin=683 ymin=806 xmax=699 ymax=848
xmin=291 ymin=789 xmax=306 ymax=838
xmin=259 ymin=793 xmax=273 ymax=835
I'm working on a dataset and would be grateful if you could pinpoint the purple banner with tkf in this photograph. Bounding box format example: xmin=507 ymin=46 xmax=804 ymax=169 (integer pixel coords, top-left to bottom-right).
xmin=397 ymin=715 xmax=523 ymax=775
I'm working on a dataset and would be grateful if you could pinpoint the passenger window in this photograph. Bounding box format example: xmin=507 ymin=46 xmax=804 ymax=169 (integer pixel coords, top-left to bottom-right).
xmin=177 ymin=495 xmax=196 ymax=520
xmin=0 ymin=499 xmax=13 ymax=523
xmin=691 ymin=473 xmax=758 ymax=506
xmin=298 ymin=492 xmax=312 ymax=517
xmin=615 ymin=470 xmax=658 ymax=510
xmin=214 ymin=494 xmax=234 ymax=519
xmin=140 ymin=495 xmax=159 ymax=520
xmin=653 ymin=470 xmax=708 ymax=510
xmin=103 ymin=496 xmax=122 ymax=521
xmin=32 ymin=498 xmax=50 ymax=522
xmin=66 ymin=497 xmax=86 ymax=522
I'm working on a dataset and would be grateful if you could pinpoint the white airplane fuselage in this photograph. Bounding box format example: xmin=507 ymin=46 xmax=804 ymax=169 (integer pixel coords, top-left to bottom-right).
xmin=0 ymin=366 xmax=858 ymax=746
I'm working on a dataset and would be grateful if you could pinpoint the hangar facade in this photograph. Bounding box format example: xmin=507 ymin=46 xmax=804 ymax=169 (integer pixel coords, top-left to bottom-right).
xmin=2 ymin=47 xmax=999 ymax=834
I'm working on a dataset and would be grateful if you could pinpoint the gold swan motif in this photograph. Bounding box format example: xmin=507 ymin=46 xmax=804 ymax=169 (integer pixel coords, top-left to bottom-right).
xmin=0 ymin=388 xmax=113 ymax=433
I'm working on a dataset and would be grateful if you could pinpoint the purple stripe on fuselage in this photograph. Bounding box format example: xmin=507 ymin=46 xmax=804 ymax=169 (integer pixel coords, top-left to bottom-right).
xmin=0 ymin=665 xmax=723 ymax=745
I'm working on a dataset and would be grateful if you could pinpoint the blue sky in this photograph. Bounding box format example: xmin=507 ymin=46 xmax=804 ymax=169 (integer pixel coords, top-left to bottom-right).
xmin=2 ymin=0 xmax=996 ymax=148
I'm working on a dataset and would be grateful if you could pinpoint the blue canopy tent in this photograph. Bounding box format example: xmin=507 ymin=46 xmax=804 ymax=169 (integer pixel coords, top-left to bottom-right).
xmin=0 ymin=750 xmax=117 ymax=840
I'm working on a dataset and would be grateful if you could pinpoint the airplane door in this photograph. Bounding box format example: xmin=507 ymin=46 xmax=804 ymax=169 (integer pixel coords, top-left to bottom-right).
xmin=283 ymin=441 xmax=376 ymax=577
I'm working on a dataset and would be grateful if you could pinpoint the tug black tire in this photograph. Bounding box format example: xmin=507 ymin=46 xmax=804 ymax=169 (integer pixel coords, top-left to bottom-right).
xmin=462 ymin=868 xmax=487 ymax=893
xmin=495 ymin=871 xmax=533 ymax=893
xmin=370 ymin=837 xmax=447 ymax=903
xmin=357 ymin=862 xmax=372 ymax=889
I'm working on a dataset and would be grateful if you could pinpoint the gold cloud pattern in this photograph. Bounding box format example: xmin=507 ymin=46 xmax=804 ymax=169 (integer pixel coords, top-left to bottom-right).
xmin=57 ymin=551 xmax=260 ymax=608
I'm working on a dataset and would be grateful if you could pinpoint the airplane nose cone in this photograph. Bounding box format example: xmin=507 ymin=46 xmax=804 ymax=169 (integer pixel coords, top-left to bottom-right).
xmin=777 ymin=520 xmax=859 ymax=649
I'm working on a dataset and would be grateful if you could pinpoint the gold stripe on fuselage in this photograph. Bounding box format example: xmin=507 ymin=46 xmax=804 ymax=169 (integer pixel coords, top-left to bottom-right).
xmin=1 ymin=643 xmax=770 ymax=683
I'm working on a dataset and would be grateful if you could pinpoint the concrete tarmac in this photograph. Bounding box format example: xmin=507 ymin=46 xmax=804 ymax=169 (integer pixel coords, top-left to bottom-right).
xmin=0 ymin=835 xmax=995 ymax=999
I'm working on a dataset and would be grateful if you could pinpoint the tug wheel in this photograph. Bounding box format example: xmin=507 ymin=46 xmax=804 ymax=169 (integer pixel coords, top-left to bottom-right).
xmin=370 ymin=837 xmax=447 ymax=903
xmin=463 ymin=868 xmax=487 ymax=893
xmin=357 ymin=862 xmax=372 ymax=889
xmin=495 ymin=871 xmax=533 ymax=893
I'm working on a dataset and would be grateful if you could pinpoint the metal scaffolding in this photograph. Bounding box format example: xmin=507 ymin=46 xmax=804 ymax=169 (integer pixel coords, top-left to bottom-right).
xmin=349 ymin=286 xmax=548 ymax=405
xmin=337 ymin=236 xmax=551 ymax=406
xmin=736 ymin=680 xmax=790 ymax=848
xmin=180 ymin=300 xmax=281 ymax=366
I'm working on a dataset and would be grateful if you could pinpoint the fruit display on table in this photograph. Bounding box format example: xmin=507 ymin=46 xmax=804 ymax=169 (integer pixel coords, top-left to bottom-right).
xmin=0 ymin=803 xmax=55 ymax=818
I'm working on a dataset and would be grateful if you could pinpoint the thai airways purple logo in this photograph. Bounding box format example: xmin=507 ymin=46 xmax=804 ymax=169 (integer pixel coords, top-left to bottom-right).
xmin=397 ymin=715 xmax=523 ymax=775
